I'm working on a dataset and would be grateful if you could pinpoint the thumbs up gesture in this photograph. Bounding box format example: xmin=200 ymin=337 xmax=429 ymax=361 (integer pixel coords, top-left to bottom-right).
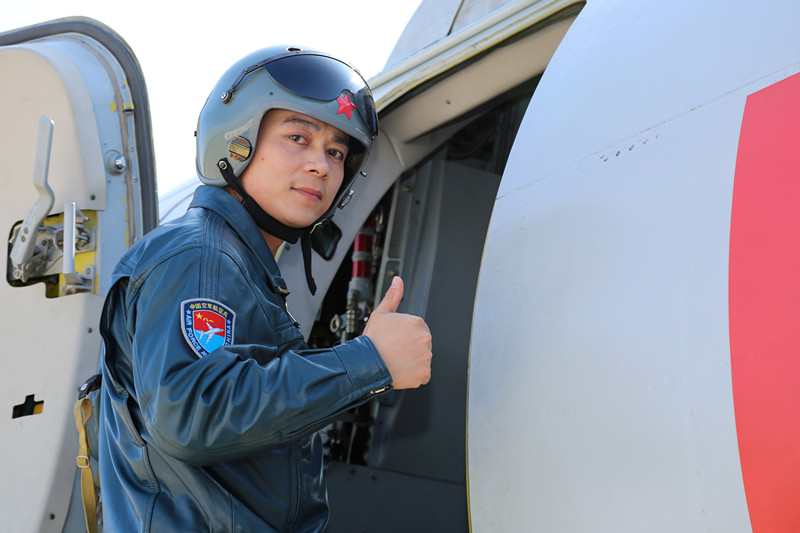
xmin=363 ymin=276 xmax=433 ymax=389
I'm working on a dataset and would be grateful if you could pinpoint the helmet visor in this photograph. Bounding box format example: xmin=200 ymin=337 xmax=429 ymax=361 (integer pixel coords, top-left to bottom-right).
xmin=226 ymin=52 xmax=378 ymax=137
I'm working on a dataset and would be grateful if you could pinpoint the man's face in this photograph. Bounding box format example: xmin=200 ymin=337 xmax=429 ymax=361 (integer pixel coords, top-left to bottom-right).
xmin=239 ymin=109 xmax=349 ymax=229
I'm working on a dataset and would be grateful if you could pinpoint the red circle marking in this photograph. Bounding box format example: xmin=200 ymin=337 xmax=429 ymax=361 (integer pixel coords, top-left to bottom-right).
xmin=730 ymin=70 xmax=800 ymax=531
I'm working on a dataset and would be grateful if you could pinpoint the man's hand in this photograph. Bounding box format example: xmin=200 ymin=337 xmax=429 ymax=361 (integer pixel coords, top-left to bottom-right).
xmin=363 ymin=276 xmax=432 ymax=389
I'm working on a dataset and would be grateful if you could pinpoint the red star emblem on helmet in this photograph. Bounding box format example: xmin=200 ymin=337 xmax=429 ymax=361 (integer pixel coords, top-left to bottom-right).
xmin=336 ymin=93 xmax=357 ymax=120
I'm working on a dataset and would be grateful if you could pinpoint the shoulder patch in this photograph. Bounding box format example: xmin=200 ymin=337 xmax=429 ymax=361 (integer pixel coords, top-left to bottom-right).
xmin=181 ymin=298 xmax=235 ymax=358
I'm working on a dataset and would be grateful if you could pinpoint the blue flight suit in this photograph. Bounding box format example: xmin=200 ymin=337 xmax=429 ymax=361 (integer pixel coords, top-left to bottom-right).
xmin=98 ymin=185 xmax=391 ymax=532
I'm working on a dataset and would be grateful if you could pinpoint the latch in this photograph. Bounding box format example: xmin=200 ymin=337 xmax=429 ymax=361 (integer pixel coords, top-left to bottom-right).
xmin=7 ymin=115 xmax=96 ymax=294
xmin=61 ymin=202 xmax=94 ymax=295
xmin=9 ymin=116 xmax=55 ymax=282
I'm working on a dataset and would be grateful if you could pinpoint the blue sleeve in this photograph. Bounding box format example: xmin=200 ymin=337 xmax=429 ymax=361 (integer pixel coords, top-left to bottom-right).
xmin=126 ymin=248 xmax=391 ymax=465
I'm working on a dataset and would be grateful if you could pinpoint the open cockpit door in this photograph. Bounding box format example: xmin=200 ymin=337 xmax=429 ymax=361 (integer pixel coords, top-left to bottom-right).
xmin=0 ymin=18 xmax=156 ymax=532
xmin=269 ymin=1 xmax=583 ymax=530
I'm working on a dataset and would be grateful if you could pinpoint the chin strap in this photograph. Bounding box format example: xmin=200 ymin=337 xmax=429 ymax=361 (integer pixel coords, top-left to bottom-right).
xmin=300 ymin=232 xmax=317 ymax=296
xmin=217 ymin=159 xmax=317 ymax=295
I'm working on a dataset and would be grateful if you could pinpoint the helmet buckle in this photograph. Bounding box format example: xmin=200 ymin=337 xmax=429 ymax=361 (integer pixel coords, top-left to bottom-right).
xmin=339 ymin=189 xmax=355 ymax=209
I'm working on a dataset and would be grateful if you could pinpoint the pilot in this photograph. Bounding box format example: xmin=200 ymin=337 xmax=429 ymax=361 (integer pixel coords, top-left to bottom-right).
xmin=97 ymin=46 xmax=432 ymax=532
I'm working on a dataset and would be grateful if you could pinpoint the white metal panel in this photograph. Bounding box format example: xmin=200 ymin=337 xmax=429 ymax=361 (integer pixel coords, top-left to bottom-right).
xmin=0 ymin=46 xmax=104 ymax=214
xmin=0 ymin=44 xmax=106 ymax=532
xmin=468 ymin=0 xmax=800 ymax=530
xmin=497 ymin=0 xmax=800 ymax=197
xmin=452 ymin=0 xmax=517 ymax=32
xmin=384 ymin=0 xmax=463 ymax=69
xmin=372 ymin=0 xmax=581 ymax=110
xmin=158 ymin=180 xmax=199 ymax=224
xmin=0 ymin=21 xmax=152 ymax=532
xmin=379 ymin=16 xmax=573 ymax=145
xmin=470 ymin=93 xmax=753 ymax=531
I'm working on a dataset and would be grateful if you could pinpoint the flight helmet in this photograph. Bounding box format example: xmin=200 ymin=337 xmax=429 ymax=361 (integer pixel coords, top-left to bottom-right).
xmin=195 ymin=45 xmax=379 ymax=293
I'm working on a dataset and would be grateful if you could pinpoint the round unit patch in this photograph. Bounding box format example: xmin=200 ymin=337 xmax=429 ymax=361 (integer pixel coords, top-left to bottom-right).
xmin=181 ymin=298 xmax=235 ymax=358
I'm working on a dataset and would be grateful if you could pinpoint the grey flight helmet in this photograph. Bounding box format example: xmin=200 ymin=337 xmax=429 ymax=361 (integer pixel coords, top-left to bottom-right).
xmin=195 ymin=45 xmax=378 ymax=294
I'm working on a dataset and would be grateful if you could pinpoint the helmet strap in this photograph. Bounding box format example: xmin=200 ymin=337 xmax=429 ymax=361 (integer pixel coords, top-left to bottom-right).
xmin=217 ymin=158 xmax=318 ymax=295
xmin=300 ymin=232 xmax=317 ymax=296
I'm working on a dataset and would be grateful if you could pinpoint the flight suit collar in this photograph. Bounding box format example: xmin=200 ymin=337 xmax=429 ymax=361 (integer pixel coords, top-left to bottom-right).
xmin=189 ymin=185 xmax=291 ymax=295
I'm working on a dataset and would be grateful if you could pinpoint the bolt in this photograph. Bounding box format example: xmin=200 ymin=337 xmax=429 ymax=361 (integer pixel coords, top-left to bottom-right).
xmin=106 ymin=151 xmax=126 ymax=174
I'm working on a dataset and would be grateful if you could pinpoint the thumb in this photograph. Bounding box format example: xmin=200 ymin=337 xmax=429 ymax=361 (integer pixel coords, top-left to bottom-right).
xmin=373 ymin=276 xmax=404 ymax=314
